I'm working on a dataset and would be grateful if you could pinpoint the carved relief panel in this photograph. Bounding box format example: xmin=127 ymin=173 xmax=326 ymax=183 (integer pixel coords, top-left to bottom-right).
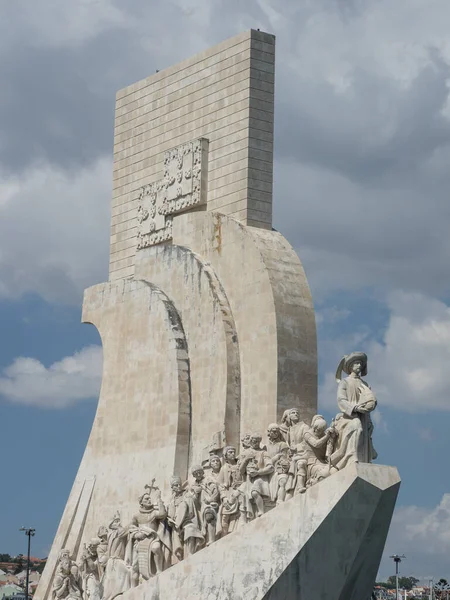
xmin=137 ymin=138 xmax=209 ymax=249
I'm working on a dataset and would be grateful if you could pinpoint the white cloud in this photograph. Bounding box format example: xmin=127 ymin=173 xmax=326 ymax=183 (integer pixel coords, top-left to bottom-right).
xmin=379 ymin=496 xmax=450 ymax=580
xmin=320 ymin=292 xmax=450 ymax=413
xmin=315 ymin=306 xmax=351 ymax=325
xmin=0 ymin=158 xmax=111 ymax=303
xmin=0 ymin=0 xmax=133 ymax=50
xmin=0 ymin=345 xmax=102 ymax=408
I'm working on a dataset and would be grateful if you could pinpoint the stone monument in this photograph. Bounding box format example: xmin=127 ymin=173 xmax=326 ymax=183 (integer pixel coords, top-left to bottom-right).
xmin=35 ymin=30 xmax=400 ymax=600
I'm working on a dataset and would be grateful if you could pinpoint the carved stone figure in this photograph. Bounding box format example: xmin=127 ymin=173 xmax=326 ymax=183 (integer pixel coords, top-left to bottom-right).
xmin=280 ymin=408 xmax=309 ymax=447
xmin=271 ymin=457 xmax=291 ymax=504
xmin=166 ymin=476 xmax=186 ymax=562
xmin=238 ymin=435 xmax=275 ymax=518
xmin=79 ymin=541 xmax=101 ymax=600
xmin=217 ymin=446 xmax=239 ymax=489
xmin=101 ymin=513 xmax=130 ymax=600
xmin=239 ymin=457 xmax=274 ymax=519
xmin=174 ymin=485 xmax=204 ymax=557
xmin=266 ymin=423 xmax=289 ymax=464
xmin=94 ymin=527 xmax=108 ymax=579
xmin=190 ymin=465 xmax=221 ymax=547
xmin=219 ymin=482 xmax=246 ymax=536
xmin=52 ymin=550 xmax=83 ymax=600
xmin=238 ymin=433 xmax=270 ymax=465
xmin=331 ymin=352 xmax=378 ymax=470
xmin=241 ymin=433 xmax=251 ymax=451
xmin=205 ymin=454 xmax=222 ymax=483
xmin=129 ymin=484 xmax=171 ymax=584
xmin=301 ymin=415 xmax=337 ymax=488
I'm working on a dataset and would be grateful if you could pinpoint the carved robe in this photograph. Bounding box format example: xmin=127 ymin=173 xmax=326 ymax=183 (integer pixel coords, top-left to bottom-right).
xmin=101 ymin=527 xmax=130 ymax=600
xmin=302 ymin=429 xmax=333 ymax=486
xmin=52 ymin=564 xmax=83 ymax=600
xmin=331 ymin=375 xmax=377 ymax=470
xmin=166 ymin=493 xmax=185 ymax=561
xmin=287 ymin=421 xmax=309 ymax=447
xmin=175 ymin=493 xmax=205 ymax=554
xmin=80 ymin=554 xmax=101 ymax=600
xmin=128 ymin=507 xmax=171 ymax=580
xmin=218 ymin=487 xmax=246 ymax=535
xmin=216 ymin=461 xmax=239 ymax=490
xmin=266 ymin=440 xmax=289 ymax=464
xmin=238 ymin=451 xmax=275 ymax=518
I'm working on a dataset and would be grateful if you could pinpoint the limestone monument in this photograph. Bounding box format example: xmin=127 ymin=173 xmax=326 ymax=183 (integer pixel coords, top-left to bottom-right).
xmin=35 ymin=30 xmax=400 ymax=600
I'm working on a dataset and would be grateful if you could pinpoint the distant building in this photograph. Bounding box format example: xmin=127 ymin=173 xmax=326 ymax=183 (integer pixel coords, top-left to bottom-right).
xmin=0 ymin=566 xmax=16 ymax=575
xmin=0 ymin=583 xmax=23 ymax=600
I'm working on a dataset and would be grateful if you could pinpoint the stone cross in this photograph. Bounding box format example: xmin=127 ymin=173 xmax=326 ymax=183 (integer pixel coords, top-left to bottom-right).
xmin=137 ymin=138 xmax=208 ymax=249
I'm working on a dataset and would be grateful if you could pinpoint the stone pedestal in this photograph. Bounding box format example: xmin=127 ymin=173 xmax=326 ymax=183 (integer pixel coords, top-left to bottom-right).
xmin=121 ymin=463 xmax=400 ymax=600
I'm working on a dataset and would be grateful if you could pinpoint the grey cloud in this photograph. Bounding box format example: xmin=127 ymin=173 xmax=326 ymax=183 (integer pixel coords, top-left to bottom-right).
xmin=1 ymin=0 xmax=450 ymax=304
xmin=276 ymin=51 xmax=450 ymax=186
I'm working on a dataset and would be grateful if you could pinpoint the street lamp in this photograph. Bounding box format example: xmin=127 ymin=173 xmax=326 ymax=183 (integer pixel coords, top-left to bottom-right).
xmin=389 ymin=554 xmax=406 ymax=600
xmin=19 ymin=527 xmax=35 ymax=600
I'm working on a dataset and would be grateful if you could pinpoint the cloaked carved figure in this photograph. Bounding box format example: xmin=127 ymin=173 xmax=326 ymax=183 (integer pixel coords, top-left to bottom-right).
xmin=52 ymin=549 xmax=83 ymax=600
xmin=101 ymin=512 xmax=130 ymax=600
xmin=330 ymin=352 xmax=378 ymax=470
xmin=128 ymin=483 xmax=171 ymax=584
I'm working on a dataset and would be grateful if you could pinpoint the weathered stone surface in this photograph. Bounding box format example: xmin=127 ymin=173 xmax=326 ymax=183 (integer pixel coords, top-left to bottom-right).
xmin=110 ymin=29 xmax=276 ymax=281
xmin=169 ymin=211 xmax=317 ymax=429
xmin=119 ymin=463 xmax=400 ymax=600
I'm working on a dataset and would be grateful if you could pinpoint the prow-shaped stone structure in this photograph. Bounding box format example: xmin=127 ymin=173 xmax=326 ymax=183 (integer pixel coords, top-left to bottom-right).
xmin=121 ymin=463 xmax=400 ymax=600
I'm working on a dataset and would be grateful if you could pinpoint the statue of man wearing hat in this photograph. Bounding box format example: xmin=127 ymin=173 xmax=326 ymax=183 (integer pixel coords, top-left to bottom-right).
xmin=330 ymin=352 xmax=378 ymax=470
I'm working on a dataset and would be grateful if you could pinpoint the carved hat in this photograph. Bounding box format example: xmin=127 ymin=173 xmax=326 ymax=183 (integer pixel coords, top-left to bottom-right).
xmin=311 ymin=414 xmax=327 ymax=430
xmin=335 ymin=352 xmax=368 ymax=381
xmin=108 ymin=511 xmax=121 ymax=528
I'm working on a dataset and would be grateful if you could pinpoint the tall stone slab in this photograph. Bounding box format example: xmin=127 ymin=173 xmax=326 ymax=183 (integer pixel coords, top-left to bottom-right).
xmin=111 ymin=29 xmax=277 ymax=281
xmin=36 ymin=30 xmax=318 ymax=600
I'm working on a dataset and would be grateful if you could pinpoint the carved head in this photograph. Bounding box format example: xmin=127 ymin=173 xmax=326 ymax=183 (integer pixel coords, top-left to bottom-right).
xmin=281 ymin=408 xmax=300 ymax=427
xmin=342 ymin=352 xmax=368 ymax=377
xmin=191 ymin=465 xmax=204 ymax=482
xmin=86 ymin=540 xmax=99 ymax=557
xmin=97 ymin=526 xmax=108 ymax=541
xmin=241 ymin=433 xmax=251 ymax=449
xmin=139 ymin=492 xmax=153 ymax=510
xmin=59 ymin=558 xmax=71 ymax=575
xmin=58 ymin=549 xmax=71 ymax=563
xmin=288 ymin=408 xmax=300 ymax=424
xmin=223 ymin=446 xmax=237 ymax=463
xmin=209 ymin=454 xmax=221 ymax=473
xmin=109 ymin=511 xmax=121 ymax=530
xmin=311 ymin=415 xmax=327 ymax=437
xmin=57 ymin=550 xmax=71 ymax=574
xmin=246 ymin=458 xmax=259 ymax=477
xmin=249 ymin=433 xmax=262 ymax=450
xmin=267 ymin=423 xmax=282 ymax=442
xmin=170 ymin=476 xmax=183 ymax=494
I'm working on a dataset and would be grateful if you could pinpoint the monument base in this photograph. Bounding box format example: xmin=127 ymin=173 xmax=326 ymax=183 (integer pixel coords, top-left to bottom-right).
xmin=121 ymin=463 xmax=399 ymax=600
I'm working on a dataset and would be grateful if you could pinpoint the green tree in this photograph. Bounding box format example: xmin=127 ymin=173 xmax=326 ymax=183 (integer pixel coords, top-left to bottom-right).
xmin=0 ymin=554 xmax=12 ymax=562
xmin=385 ymin=576 xmax=419 ymax=591
xmin=13 ymin=558 xmax=24 ymax=574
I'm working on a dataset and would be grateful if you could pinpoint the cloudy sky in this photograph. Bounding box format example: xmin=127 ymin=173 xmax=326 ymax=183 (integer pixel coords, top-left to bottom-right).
xmin=1 ymin=0 xmax=450 ymax=584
